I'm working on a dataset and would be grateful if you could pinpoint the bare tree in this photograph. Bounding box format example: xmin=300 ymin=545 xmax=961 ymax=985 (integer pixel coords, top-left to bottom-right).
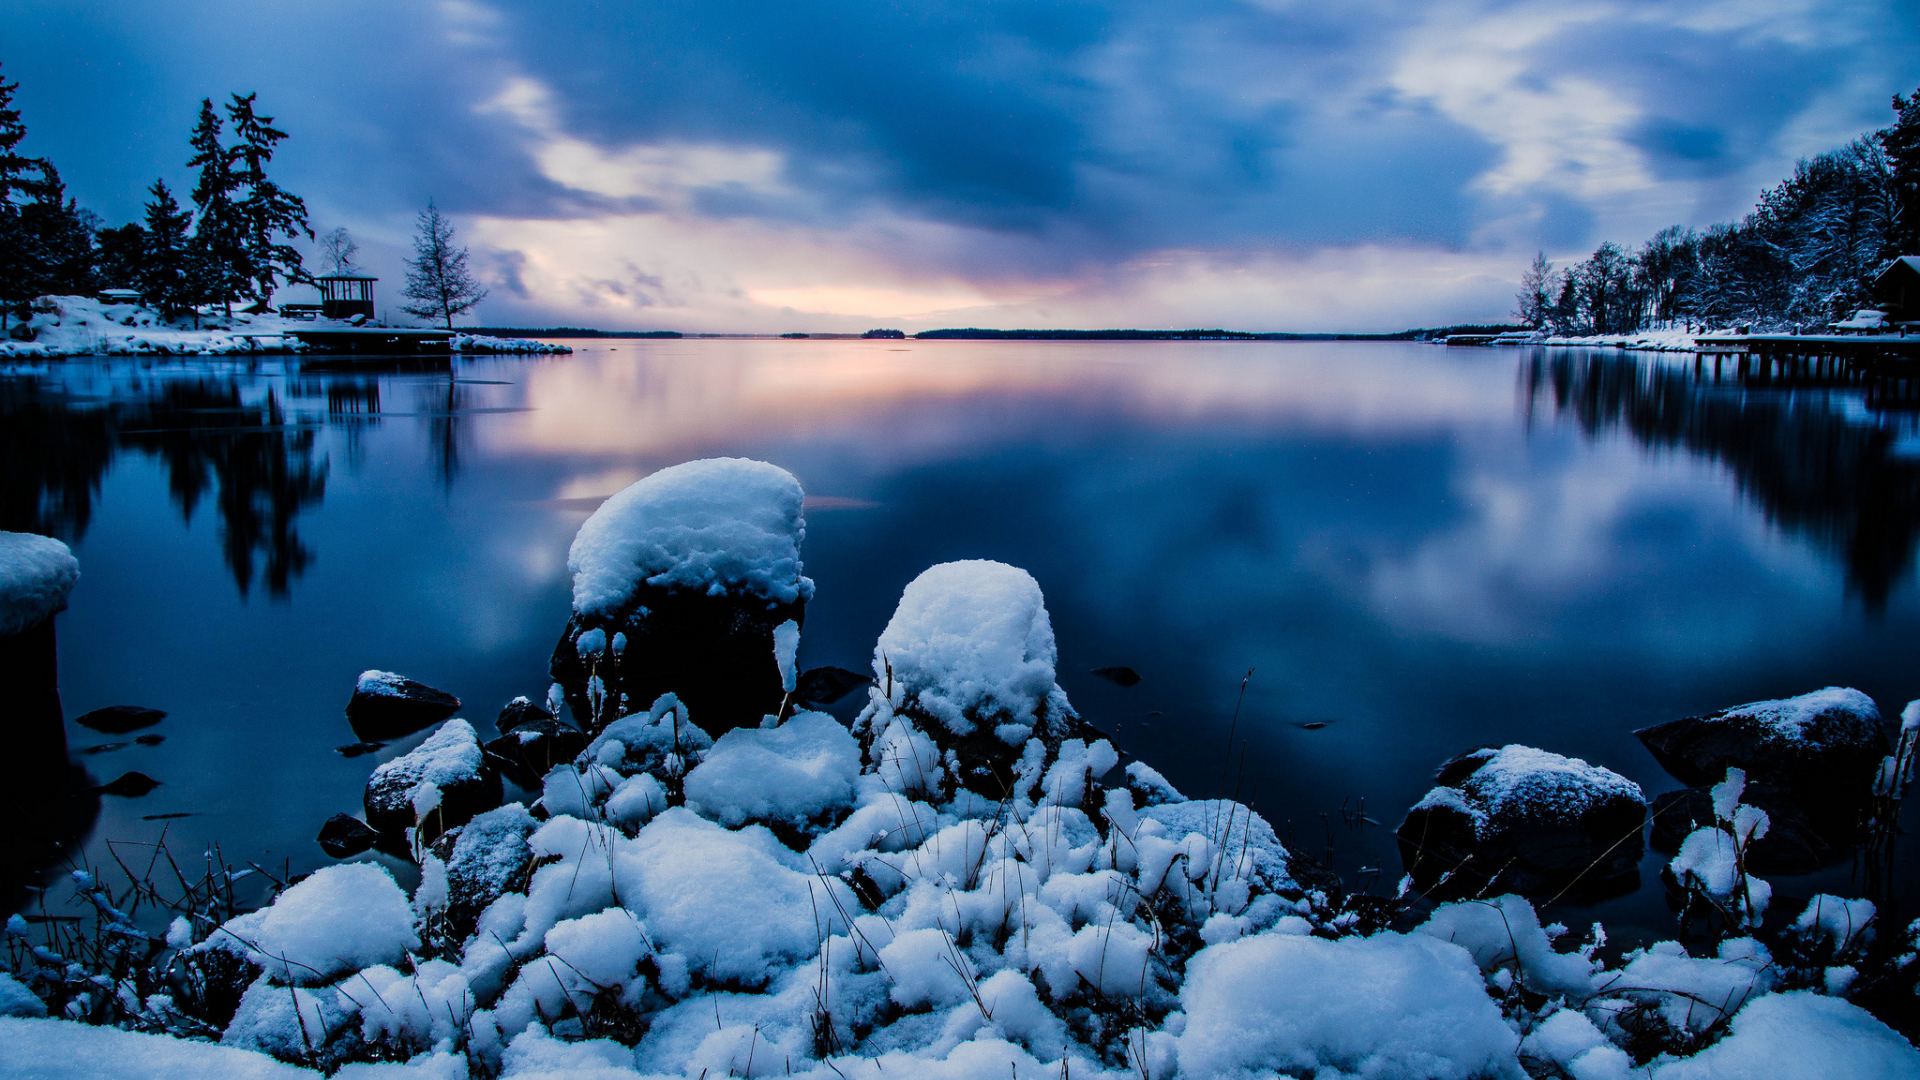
xmin=317 ymin=226 xmax=357 ymax=275
xmin=400 ymin=200 xmax=486 ymax=329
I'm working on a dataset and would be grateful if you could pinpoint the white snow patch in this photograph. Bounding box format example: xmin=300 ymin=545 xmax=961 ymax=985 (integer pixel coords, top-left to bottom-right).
xmin=683 ymin=710 xmax=861 ymax=828
xmin=567 ymin=458 xmax=812 ymax=616
xmin=214 ymin=864 xmax=418 ymax=984
xmin=0 ymin=532 xmax=79 ymax=637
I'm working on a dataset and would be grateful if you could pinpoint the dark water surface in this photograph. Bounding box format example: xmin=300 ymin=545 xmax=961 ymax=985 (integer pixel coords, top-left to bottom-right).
xmin=7 ymin=339 xmax=1919 ymax=947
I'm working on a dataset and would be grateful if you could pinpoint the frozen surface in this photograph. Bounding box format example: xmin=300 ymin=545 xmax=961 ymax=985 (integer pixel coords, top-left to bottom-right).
xmin=0 ymin=531 xmax=79 ymax=637
xmin=868 ymin=560 xmax=1063 ymax=737
xmin=567 ymin=458 xmax=812 ymax=616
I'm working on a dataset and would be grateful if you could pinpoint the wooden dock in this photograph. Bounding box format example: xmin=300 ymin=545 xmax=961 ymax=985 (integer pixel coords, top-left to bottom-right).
xmin=285 ymin=327 xmax=455 ymax=353
xmin=1694 ymin=332 xmax=1920 ymax=361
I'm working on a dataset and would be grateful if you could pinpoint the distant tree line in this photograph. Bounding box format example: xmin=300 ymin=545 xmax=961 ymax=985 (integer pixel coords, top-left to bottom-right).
xmin=0 ymin=61 xmax=309 ymax=328
xmin=1518 ymin=88 xmax=1920 ymax=334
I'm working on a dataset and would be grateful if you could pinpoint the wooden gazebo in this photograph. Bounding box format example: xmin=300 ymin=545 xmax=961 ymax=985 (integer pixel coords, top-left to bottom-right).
xmin=315 ymin=275 xmax=378 ymax=321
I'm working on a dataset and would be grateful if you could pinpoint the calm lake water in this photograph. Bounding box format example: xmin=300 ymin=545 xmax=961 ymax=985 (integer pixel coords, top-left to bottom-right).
xmin=7 ymin=339 xmax=1919 ymax=947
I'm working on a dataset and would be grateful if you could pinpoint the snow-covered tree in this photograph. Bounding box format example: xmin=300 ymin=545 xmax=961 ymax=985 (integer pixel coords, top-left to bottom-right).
xmin=186 ymin=98 xmax=246 ymax=315
xmin=401 ymin=201 xmax=487 ymax=329
xmin=225 ymin=92 xmax=310 ymax=310
xmin=1513 ymin=252 xmax=1553 ymax=330
xmin=139 ymin=179 xmax=193 ymax=316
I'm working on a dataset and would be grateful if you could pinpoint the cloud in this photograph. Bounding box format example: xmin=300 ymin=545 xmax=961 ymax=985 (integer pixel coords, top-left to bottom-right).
xmin=10 ymin=0 xmax=1919 ymax=329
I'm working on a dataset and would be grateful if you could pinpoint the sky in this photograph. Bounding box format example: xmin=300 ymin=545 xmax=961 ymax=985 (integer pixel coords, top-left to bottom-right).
xmin=7 ymin=0 xmax=1919 ymax=333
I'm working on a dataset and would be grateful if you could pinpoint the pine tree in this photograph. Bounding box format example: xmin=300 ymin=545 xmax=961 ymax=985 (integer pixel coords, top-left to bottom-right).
xmin=186 ymin=98 xmax=245 ymax=315
xmin=94 ymin=222 xmax=147 ymax=290
xmin=224 ymin=93 xmax=310 ymax=310
xmin=1880 ymin=86 xmax=1920 ymax=254
xmin=139 ymin=179 xmax=193 ymax=316
xmin=0 ymin=62 xmax=45 ymax=328
xmin=401 ymin=201 xmax=488 ymax=329
xmin=16 ymin=160 xmax=97 ymax=296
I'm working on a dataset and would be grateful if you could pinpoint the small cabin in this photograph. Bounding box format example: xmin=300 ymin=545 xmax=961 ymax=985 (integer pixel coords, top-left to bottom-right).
xmin=1872 ymin=256 xmax=1920 ymax=321
xmin=315 ymin=275 xmax=378 ymax=321
xmin=96 ymin=287 xmax=143 ymax=306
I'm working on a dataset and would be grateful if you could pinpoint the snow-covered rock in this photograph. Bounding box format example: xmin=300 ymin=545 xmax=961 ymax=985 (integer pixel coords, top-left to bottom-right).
xmin=1648 ymin=990 xmax=1920 ymax=1079
xmin=438 ymin=803 xmax=538 ymax=938
xmin=345 ymin=670 xmax=462 ymax=741
xmin=213 ymin=864 xmax=418 ymax=985
xmin=364 ymin=719 xmax=501 ymax=838
xmin=1396 ymin=744 xmax=1647 ymax=900
xmin=552 ymin=459 xmax=813 ymax=733
xmin=1636 ymin=687 xmax=1889 ymax=835
xmin=854 ymin=560 xmax=1090 ymax=801
xmin=0 ymin=531 xmax=78 ymax=638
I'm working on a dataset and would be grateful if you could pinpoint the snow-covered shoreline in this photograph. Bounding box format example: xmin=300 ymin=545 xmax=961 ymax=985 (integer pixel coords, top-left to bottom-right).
xmin=3 ymin=461 xmax=1916 ymax=1080
xmin=0 ymin=295 xmax=571 ymax=358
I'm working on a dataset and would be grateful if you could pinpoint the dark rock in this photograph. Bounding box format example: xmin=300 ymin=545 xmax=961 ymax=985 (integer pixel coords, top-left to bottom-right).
xmin=335 ymin=741 xmax=385 ymax=758
xmin=1397 ymin=744 xmax=1647 ymax=902
xmin=1648 ymin=783 xmax=1833 ymax=875
xmin=1295 ymin=722 xmax=1328 ymax=731
xmin=135 ymin=734 xmax=165 ymax=746
xmin=496 ymin=696 xmax=554 ymax=733
xmin=317 ymin=813 xmax=380 ymax=858
xmin=1634 ymin=687 xmax=1888 ymax=837
xmin=78 ymin=742 xmax=128 ymax=755
xmin=1091 ymin=666 xmax=1142 ymax=687
xmin=437 ymin=803 xmax=537 ymax=938
xmin=796 ymin=666 xmax=872 ymax=706
xmin=364 ymin=719 xmax=501 ymax=842
xmin=74 ymin=705 xmax=166 ymax=734
xmin=552 ymin=585 xmax=802 ymax=736
xmin=485 ymin=718 xmax=587 ymax=789
xmin=141 ymin=812 xmax=194 ymax=820
xmin=345 ymin=670 xmax=461 ymax=741
xmin=95 ymin=771 xmax=161 ymax=797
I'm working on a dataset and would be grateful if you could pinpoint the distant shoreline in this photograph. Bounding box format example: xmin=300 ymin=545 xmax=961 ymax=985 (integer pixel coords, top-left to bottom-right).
xmin=462 ymin=323 xmax=1527 ymax=341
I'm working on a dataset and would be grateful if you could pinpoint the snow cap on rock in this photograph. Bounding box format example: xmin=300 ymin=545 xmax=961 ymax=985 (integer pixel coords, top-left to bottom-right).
xmin=873 ymin=560 xmax=1062 ymax=737
xmin=214 ymin=863 xmax=417 ymax=984
xmin=0 ymin=532 xmax=79 ymax=637
xmin=567 ymin=458 xmax=812 ymax=617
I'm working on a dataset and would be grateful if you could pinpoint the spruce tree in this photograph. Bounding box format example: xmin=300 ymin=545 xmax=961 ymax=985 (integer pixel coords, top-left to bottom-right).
xmin=0 ymin=62 xmax=43 ymax=328
xmin=140 ymin=179 xmax=192 ymax=316
xmin=224 ymin=93 xmax=310 ymax=310
xmin=94 ymin=222 xmax=147 ymax=291
xmin=187 ymin=98 xmax=245 ymax=315
xmin=1880 ymin=86 xmax=1920 ymax=254
xmin=401 ymin=200 xmax=488 ymax=329
xmin=17 ymin=160 xmax=97 ymax=296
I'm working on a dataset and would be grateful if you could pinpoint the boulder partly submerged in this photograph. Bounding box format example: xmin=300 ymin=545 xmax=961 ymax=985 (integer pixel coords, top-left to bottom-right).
xmin=1397 ymin=744 xmax=1647 ymax=902
xmin=1636 ymin=687 xmax=1887 ymax=837
xmin=0 ymin=532 xmax=79 ymax=639
xmin=363 ymin=719 xmax=501 ymax=841
xmin=345 ymin=670 xmax=462 ymax=741
xmin=550 ymin=458 xmax=813 ymax=735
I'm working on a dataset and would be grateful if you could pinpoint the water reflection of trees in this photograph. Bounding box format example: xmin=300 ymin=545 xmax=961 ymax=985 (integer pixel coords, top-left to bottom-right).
xmin=1 ymin=377 xmax=333 ymax=598
xmin=1523 ymin=350 xmax=1920 ymax=610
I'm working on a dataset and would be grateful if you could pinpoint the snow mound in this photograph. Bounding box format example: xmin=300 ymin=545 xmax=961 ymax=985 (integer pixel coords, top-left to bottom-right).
xmin=567 ymin=458 xmax=812 ymax=617
xmin=0 ymin=531 xmax=79 ymax=637
xmin=870 ymin=560 xmax=1064 ymax=737
xmin=0 ymin=1015 xmax=318 ymax=1078
xmin=683 ymin=710 xmax=862 ymax=827
xmin=1177 ymin=930 xmax=1525 ymax=1080
xmin=448 ymin=334 xmax=572 ymax=354
xmin=215 ymin=863 xmax=418 ymax=984
xmin=1650 ymin=990 xmax=1920 ymax=1079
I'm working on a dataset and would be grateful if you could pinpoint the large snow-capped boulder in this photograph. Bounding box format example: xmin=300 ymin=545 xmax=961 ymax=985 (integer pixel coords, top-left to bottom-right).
xmin=363 ymin=719 xmax=501 ymax=840
xmin=0 ymin=532 xmax=78 ymax=639
xmin=1396 ymin=744 xmax=1647 ymax=901
xmin=550 ymin=458 xmax=814 ymax=735
xmin=343 ymin=669 xmax=461 ymax=741
xmin=1636 ymin=688 xmax=1888 ymax=837
xmin=854 ymin=560 xmax=1094 ymax=800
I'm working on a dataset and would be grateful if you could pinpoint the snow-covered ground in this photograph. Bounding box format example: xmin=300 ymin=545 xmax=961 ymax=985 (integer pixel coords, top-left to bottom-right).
xmin=1540 ymin=326 xmax=1704 ymax=352
xmin=4 ymin=460 xmax=1916 ymax=1080
xmin=0 ymin=295 xmax=571 ymax=358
